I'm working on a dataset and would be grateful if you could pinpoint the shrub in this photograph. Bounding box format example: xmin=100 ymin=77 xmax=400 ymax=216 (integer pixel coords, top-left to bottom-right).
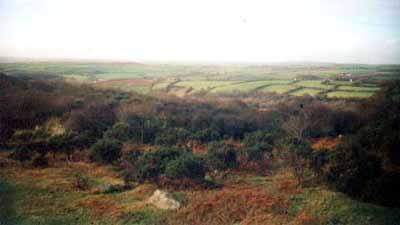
xmin=241 ymin=145 xmax=265 ymax=162
xmin=283 ymin=138 xmax=313 ymax=184
xmin=324 ymin=137 xmax=395 ymax=205
xmin=285 ymin=138 xmax=312 ymax=159
xmin=238 ymin=145 xmax=271 ymax=173
xmin=12 ymin=129 xmax=34 ymax=142
xmin=192 ymin=129 xmax=221 ymax=143
xmin=123 ymin=149 xmax=143 ymax=164
xmin=243 ymin=130 xmax=276 ymax=150
xmin=31 ymin=154 xmax=49 ymax=168
xmin=310 ymin=149 xmax=330 ymax=175
xmin=155 ymin=131 xmax=177 ymax=146
xmin=165 ymin=154 xmax=205 ymax=180
xmin=48 ymin=134 xmax=67 ymax=150
xmin=71 ymin=132 xmax=96 ymax=150
xmin=89 ymin=138 xmax=122 ymax=164
xmin=9 ymin=147 xmax=32 ymax=162
xmin=206 ymin=142 xmax=237 ymax=171
xmin=73 ymin=172 xmax=91 ymax=190
xmin=66 ymin=102 xmax=116 ymax=138
xmin=48 ymin=133 xmax=73 ymax=157
xmin=124 ymin=147 xmax=183 ymax=182
xmin=123 ymin=147 xmax=207 ymax=184
xmin=71 ymin=98 xmax=84 ymax=109
xmin=100 ymin=184 xmax=128 ymax=194
xmin=103 ymin=122 xmax=132 ymax=141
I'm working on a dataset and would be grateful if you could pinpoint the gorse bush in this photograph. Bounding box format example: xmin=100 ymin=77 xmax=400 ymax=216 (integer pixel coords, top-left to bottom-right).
xmin=316 ymin=82 xmax=400 ymax=207
xmin=124 ymin=147 xmax=183 ymax=182
xmin=12 ymin=129 xmax=34 ymax=143
xmin=286 ymin=138 xmax=313 ymax=158
xmin=31 ymin=154 xmax=49 ymax=168
xmin=9 ymin=147 xmax=32 ymax=162
xmin=73 ymin=172 xmax=91 ymax=190
xmin=165 ymin=154 xmax=205 ymax=180
xmin=154 ymin=131 xmax=178 ymax=146
xmin=89 ymin=138 xmax=122 ymax=164
xmin=283 ymin=138 xmax=313 ymax=184
xmin=240 ymin=145 xmax=265 ymax=162
xmin=191 ymin=129 xmax=221 ymax=143
xmin=206 ymin=142 xmax=237 ymax=171
xmin=243 ymin=130 xmax=277 ymax=150
xmin=48 ymin=133 xmax=73 ymax=157
xmin=124 ymin=147 xmax=205 ymax=183
xmin=71 ymin=131 xmax=96 ymax=149
xmin=66 ymin=102 xmax=116 ymax=138
xmin=103 ymin=122 xmax=132 ymax=142
xmin=323 ymin=136 xmax=400 ymax=207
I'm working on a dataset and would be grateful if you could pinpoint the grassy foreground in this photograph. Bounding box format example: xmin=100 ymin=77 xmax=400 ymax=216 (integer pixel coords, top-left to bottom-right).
xmin=1 ymin=152 xmax=399 ymax=225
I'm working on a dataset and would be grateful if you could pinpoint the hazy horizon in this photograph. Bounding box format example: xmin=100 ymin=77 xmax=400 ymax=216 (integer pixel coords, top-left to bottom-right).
xmin=2 ymin=56 xmax=400 ymax=66
xmin=1 ymin=0 xmax=400 ymax=64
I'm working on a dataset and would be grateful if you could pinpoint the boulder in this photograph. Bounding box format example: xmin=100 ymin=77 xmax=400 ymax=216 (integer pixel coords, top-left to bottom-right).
xmin=147 ymin=189 xmax=181 ymax=210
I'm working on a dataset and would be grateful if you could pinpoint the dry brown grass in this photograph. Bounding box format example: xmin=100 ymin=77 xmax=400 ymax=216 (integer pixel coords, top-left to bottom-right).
xmin=0 ymin=151 xmax=123 ymax=193
xmin=292 ymin=212 xmax=321 ymax=225
xmin=173 ymin=185 xmax=291 ymax=225
xmin=3 ymin=151 xmax=392 ymax=225
xmin=311 ymin=137 xmax=341 ymax=151
xmin=77 ymin=196 xmax=123 ymax=218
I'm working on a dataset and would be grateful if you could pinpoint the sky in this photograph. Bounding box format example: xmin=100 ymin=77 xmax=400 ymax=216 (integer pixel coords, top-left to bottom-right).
xmin=0 ymin=0 xmax=399 ymax=64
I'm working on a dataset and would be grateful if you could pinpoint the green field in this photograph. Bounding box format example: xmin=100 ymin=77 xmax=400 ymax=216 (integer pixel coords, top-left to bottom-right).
xmin=152 ymin=82 xmax=171 ymax=90
xmin=210 ymin=80 xmax=293 ymax=93
xmin=336 ymin=86 xmax=380 ymax=92
xmin=292 ymin=88 xmax=322 ymax=96
xmin=175 ymin=80 xmax=238 ymax=91
xmin=294 ymin=80 xmax=334 ymax=90
xmin=327 ymin=91 xmax=375 ymax=98
xmin=2 ymin=62 xmax=399 ymax=81
xmin=127 ymin=86 xmax=151 ymax=94
xmin=259 ymin=84 xmax=298 ymax=94
xmin=329 ymin=80 xmax=354 ymax=86
xmin=1 ymin=62 xmax=398 ymax=98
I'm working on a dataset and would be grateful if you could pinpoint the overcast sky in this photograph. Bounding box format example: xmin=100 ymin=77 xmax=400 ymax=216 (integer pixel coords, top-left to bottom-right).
xmin=0 ymin=0 xmax=399 ymax=64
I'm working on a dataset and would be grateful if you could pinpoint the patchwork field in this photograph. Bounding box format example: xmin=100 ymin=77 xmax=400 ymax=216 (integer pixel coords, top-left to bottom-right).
xmin=259 ymin=84 xmax=298 ymax=94
xmin=210 ymin=80 xmax=291 ymax=93
xmin=175 ymin=80 xmax=239 ymax=92
xmin=327 ymin=91 xmax=376 ymax=98
xmin=94 ymin=79 xmax=153 ymax=94
xmin=1 ymin=62 xmax=399 ymax=98
xmin=294 ymin=80 xmax=334 ymax=90
xmin=336 ymin=85 xmax=380 ymax=92
xmin=291 ymin=88 xmax=322 ymax=96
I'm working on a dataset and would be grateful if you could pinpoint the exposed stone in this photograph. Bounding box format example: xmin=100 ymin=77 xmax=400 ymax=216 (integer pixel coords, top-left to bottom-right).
xmin=147 ymin=189 xmax=181 ymax=210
